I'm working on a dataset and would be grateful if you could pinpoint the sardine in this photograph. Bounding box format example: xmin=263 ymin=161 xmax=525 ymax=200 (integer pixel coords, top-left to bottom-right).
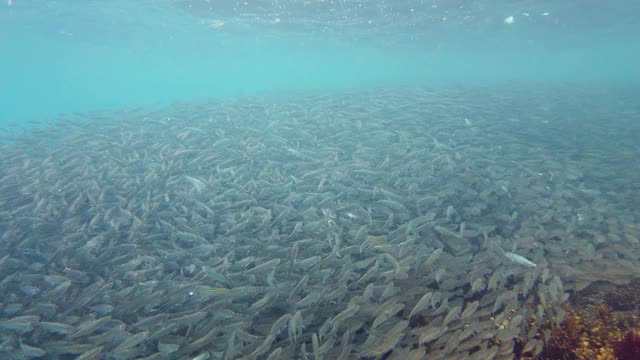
xmin=504 ymin=252 xmax=537 ymax=268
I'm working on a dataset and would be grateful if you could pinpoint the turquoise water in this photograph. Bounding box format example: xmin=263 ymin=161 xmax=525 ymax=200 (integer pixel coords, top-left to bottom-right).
xmin=1 ymin=0 xmax=639 ymax=127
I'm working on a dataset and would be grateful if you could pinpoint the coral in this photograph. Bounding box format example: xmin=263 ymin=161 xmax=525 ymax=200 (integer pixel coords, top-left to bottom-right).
xmin=539 ymin=279 xmax=640 ymax=360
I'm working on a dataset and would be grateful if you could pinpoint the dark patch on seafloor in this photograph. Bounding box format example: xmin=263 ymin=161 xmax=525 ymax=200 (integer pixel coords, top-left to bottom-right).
xmin=538 ymin=278 xmax=640 ymax=360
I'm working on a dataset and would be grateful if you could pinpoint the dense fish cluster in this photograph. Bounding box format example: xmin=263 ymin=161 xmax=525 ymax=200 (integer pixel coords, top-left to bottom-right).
xmin=1 ymin=86 xmax=639 ymax=359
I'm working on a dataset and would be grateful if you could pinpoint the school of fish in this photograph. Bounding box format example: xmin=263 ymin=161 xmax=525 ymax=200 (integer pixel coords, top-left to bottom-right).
xmin=1 ymin=85 xmax=639 ymax=359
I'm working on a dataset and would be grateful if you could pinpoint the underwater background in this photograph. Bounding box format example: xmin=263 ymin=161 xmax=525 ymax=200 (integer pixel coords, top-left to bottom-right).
xmin=1 ymin=0 xmax=639 ymax=127
xmin=2 ymin=1 xmax=640 ymax=360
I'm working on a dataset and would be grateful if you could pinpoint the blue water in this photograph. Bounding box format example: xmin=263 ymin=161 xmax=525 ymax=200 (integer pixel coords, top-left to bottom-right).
xmin=1 ymin=0 xmax=639 ymax=127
